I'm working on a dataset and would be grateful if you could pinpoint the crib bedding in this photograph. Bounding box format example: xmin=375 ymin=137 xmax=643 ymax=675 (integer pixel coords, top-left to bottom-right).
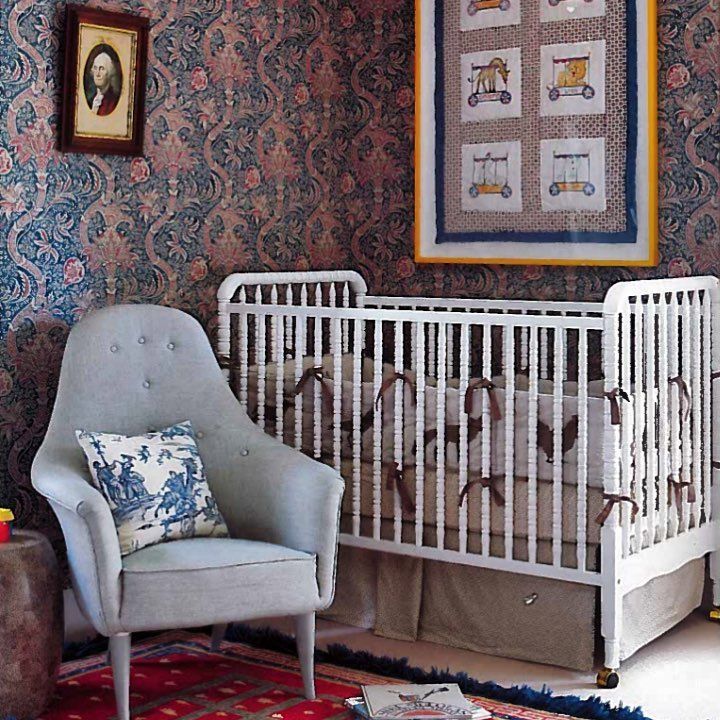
xmin=244 ymin=353 xmax=616 ymax=484
xmin=338 ymin=458 xmax=605 ymax=548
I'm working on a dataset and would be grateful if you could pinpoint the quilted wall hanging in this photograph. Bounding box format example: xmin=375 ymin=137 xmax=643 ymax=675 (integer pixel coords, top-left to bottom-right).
xmin=415 ymin=0 xmax=659 ymax=266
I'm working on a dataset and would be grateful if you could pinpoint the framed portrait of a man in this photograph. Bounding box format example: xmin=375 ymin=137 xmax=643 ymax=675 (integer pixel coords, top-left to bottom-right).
xmin=61 ymin=5 xmax=148 ymax=155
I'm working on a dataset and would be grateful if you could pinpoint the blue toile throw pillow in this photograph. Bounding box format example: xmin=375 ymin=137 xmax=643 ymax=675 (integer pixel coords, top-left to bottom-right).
xmin=76 ymin=421 xmax=229 ymax=556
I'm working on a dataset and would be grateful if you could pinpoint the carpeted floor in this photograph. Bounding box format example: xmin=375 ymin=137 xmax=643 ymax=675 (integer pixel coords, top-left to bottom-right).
xmin=44 ymin=630 xmax=647 ymax=720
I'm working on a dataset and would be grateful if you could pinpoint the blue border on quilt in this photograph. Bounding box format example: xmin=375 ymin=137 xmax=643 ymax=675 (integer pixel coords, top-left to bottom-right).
xmin=434 ymin=0 xmax=639 ymax=245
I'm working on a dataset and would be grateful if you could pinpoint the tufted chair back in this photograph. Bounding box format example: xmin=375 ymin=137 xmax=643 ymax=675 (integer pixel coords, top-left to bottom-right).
xmin=39 ymin=304 xmax=259 ymax=536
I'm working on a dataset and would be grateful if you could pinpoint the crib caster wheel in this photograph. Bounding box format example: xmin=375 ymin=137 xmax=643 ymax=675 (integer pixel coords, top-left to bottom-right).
xmin=709 ymin=606 xmax=720 ymax=622
xmin=596 ymin=668 xmax=619 ymax=689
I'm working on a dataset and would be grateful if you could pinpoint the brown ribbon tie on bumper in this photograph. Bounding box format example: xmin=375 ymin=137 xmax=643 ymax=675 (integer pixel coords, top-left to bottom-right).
xmin=458 ymin=476 xmax=506 ymax=508
xmin=375 ymin=373 xmax=416 ymax=409
xmin=464 ymin=378 xmax=502 ymax=421
xmin=667 ymin=474 xmax=697 ymax=509
xmin=385 ymin=462 xmax=416 ymax=515
xmin=603 ymin=387 xmax=630 ymax=426
xmin=595 ymin=493 xmax=639 ymax=526
xmin=294 ymin=366 xmax=334 ymax=413
xmin=668 ymin=375 xmax=691 ymax=422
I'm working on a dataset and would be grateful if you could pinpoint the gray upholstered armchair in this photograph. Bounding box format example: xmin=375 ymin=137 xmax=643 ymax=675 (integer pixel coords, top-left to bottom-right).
xmin=32 ymin=304 xmax=344 ymax=720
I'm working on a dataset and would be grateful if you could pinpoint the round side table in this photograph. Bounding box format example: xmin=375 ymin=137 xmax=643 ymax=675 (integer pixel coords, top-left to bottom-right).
xmin=0 ymin=530 xmax=63 ymax=719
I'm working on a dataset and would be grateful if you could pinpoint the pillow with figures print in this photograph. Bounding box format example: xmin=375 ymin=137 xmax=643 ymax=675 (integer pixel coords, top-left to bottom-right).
xmin=76 ymin=421 xmax=229 ymax=556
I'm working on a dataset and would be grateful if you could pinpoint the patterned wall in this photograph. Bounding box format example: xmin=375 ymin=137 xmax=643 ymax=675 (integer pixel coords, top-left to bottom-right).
xmin=0 ymin=0 xmax=718 ymax=550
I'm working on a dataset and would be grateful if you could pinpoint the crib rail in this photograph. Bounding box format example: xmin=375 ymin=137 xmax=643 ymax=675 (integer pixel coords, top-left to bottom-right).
xmin=218 ymin=272 xmax=719 ymax=590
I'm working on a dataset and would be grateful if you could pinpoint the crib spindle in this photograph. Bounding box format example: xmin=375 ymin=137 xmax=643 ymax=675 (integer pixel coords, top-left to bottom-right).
xmin=352 ymin=317 xmax=363 ymax=536
xmin=447 ymin=324 xmax=455 ymax=379
xmin=657 ymin=294 xmax=670 ymax=540
xmin=619 ymin=307 xmax=633 ymax=557
xmin=633 ymin=300 xmax=646 ymax=552
xmin=679 ymin=296 xmax=692 ymax=534
xmin=342 ymin=282 xmax=350 ymax=353
xmin=238 ymin=287 xmax=249 ymax=411
xmin=552 ymin=327 xmax=564 ymax=567
xmin=393 ymin=320 xmax=405 ymax=544
xmin=332 ymin=317 xmax=342 ymax=472
xmin=436 ymin=323 xmax=448 ymax=550
xmin=274 ymin=297 xmax=285 ymax=440
xmin=313 ymin=284 xmax=323 ymax=460
xmin=373 ymin=321 xmax=383 ymax=540
xmin=255 ymin=287 xmax=266 ymax=430
xmin=269 ymin=284 xmax=278 ymax=363
xmin=702 ymin=292 xmax=712 ymax=522
xmin=458 ymin=323 xmax=470 ymax=554
xmin=668 ymin=294 xmax=681 ymax=537
xmin=645 ymin=297 xmax=657 ymax=545
xmin=481 ymin=325 xmax=492 ymax=556
xmin=528 ymin=325 xmax=539 ymax=565
xmin=415 ymin=322 xmax=426 ymax=546
xmin=294 ymin=314 xmax=305 ymax=451
xmin=691 ymin=292 xmax=702 ymax=526
xmin=504 ymin=325 xmax=516 ymax=561
xmin=285 ymin=285 xmax=294 ymax=354
xmin=577 ymin=328 xmax=589 ymax=570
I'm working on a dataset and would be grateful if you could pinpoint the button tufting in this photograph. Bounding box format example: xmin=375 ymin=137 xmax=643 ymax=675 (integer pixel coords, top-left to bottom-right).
xmin=138 ymin=337 xmax=146 ymax=344
xmin=143 ymin=380 xmax=151 ymax=389
xmin=196 ymin=431 xmax=205 ymax=439
xmin=240 ymin=448 xmax=249 ymax=457
xmin=110 ymin=345 xmax=118 ymax=352
xmin=167 ymin=342 xmax=175 ymax=350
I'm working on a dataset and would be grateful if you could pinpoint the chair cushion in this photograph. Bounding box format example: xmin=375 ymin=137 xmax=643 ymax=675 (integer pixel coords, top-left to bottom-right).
xmin=120 ymin=538 xmax=319 ymax=631
xmin=76 ymin=421 xmax=229 ymax=556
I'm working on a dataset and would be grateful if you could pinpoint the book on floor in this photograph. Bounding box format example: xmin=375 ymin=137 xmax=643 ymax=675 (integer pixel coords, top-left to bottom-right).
xmin=344 ymin=684 xmax=491 ymax=720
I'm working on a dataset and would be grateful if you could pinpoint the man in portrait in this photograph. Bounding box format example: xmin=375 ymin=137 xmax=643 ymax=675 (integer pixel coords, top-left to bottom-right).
xmin=87 ymin=50 xmax=121 ymax=116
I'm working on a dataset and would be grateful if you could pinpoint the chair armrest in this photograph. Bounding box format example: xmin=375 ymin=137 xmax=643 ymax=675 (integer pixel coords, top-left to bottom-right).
xmin=32 ymin=448 xmax=123 ymax=636
xmin=219 ymin=430 xmax=344 ymax=609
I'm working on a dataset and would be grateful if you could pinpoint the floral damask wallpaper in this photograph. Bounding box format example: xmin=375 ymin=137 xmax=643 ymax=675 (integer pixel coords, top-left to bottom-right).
xmin=0 ymin=0 xmax=718 ymax=550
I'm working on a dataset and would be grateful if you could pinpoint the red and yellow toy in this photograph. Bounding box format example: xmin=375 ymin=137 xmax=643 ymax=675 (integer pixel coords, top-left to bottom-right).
xmin=0 ymin=508 xmax=14 ymax=543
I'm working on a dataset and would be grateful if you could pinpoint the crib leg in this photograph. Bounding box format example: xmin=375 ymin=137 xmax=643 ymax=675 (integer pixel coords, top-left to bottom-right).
xmin=597 ymin=583 xmax=622 ymax=689
xmin=710 ymin=551 xmax=720 ymax=622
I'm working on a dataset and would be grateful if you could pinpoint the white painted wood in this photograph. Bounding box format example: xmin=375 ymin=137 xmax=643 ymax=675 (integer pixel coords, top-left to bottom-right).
xmin=658 ymin=294 xmax=670 ymax=541
xmin=645 ymin=298 xmax=657 ymax=545
xmin=633 ymin=300 xmax=646 ymax=553
xmin=459 ymin=324 xmax=470 ymax=554
xmin=577 ymin=328 xmax=589 ymax=571
xmin=220 ymin=269 xmax=720 ymax=676
xmin=352 ymin=317 xmax=363 ymax=536
xmin=393 ymin=320 xmax=405 ymax=543
xmin=481 ymin=325 xmax=492 ymax=557
xmin=691 ymin=293 xmax=702 ymax=527
xmin=436 ymin=323 xmax=448 ymax=550
xmin=274 ymin=294 xmax=285 ymax=440
xmin=505 ymin=325 xmax=516 ymax=561
xmin=332 ymin=316 xmax=342 ymax=472
xmin=415 ymin=322 xmax=426 ymax=547
xmin=680 ymin=296 xmax=692 ymax=534
xmin=552 ymin=328 xmax=564 ymax=567
xmin=238 ymin=286 xmax=249 ymax=411
xmin=372 ymin=320 xmax=383 ymax=541
xmin=528 ymin=325 xmax=539 ymax=565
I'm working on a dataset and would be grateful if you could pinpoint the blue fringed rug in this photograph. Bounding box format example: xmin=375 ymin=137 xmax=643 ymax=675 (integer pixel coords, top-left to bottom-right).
xmin=224 ymin=623 xmax=651 ymax=720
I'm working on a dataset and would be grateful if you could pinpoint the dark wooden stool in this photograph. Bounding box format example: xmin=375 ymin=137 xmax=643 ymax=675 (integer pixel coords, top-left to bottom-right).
xmin=0 ymin=530 xmax=62 ymax=719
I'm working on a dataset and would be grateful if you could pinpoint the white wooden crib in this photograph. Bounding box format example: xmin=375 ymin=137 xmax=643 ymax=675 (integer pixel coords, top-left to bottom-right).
xmin=217 ymin=270 xmax=720 ymax=687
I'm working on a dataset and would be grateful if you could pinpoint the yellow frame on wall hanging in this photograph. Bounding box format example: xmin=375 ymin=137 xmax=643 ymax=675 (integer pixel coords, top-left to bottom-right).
xmin=414 ymin=0 xmax=658 ymax=267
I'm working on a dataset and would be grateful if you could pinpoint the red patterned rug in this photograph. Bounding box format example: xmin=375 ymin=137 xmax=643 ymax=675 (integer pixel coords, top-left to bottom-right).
xmin=39 ymin=631 xmax=634 ymax=720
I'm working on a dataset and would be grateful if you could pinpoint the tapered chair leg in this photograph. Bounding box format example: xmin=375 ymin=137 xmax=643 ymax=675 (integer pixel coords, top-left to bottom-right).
xmin=109 ymin=633 xmax=131 ymax=720
xmin=294 ymin=613 xmax=316 ymax=700
xmin=211 ymin=623 xmax=228 ymax=651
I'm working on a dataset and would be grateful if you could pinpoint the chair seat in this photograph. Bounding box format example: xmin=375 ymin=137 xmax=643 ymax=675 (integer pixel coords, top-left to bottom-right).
xmin=119 ymin=537 xmax=318 ymax=632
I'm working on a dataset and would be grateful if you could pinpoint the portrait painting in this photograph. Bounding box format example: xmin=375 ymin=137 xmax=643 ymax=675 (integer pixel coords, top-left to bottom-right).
xmin=61 ymin=5 xmax=148 ymax=155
